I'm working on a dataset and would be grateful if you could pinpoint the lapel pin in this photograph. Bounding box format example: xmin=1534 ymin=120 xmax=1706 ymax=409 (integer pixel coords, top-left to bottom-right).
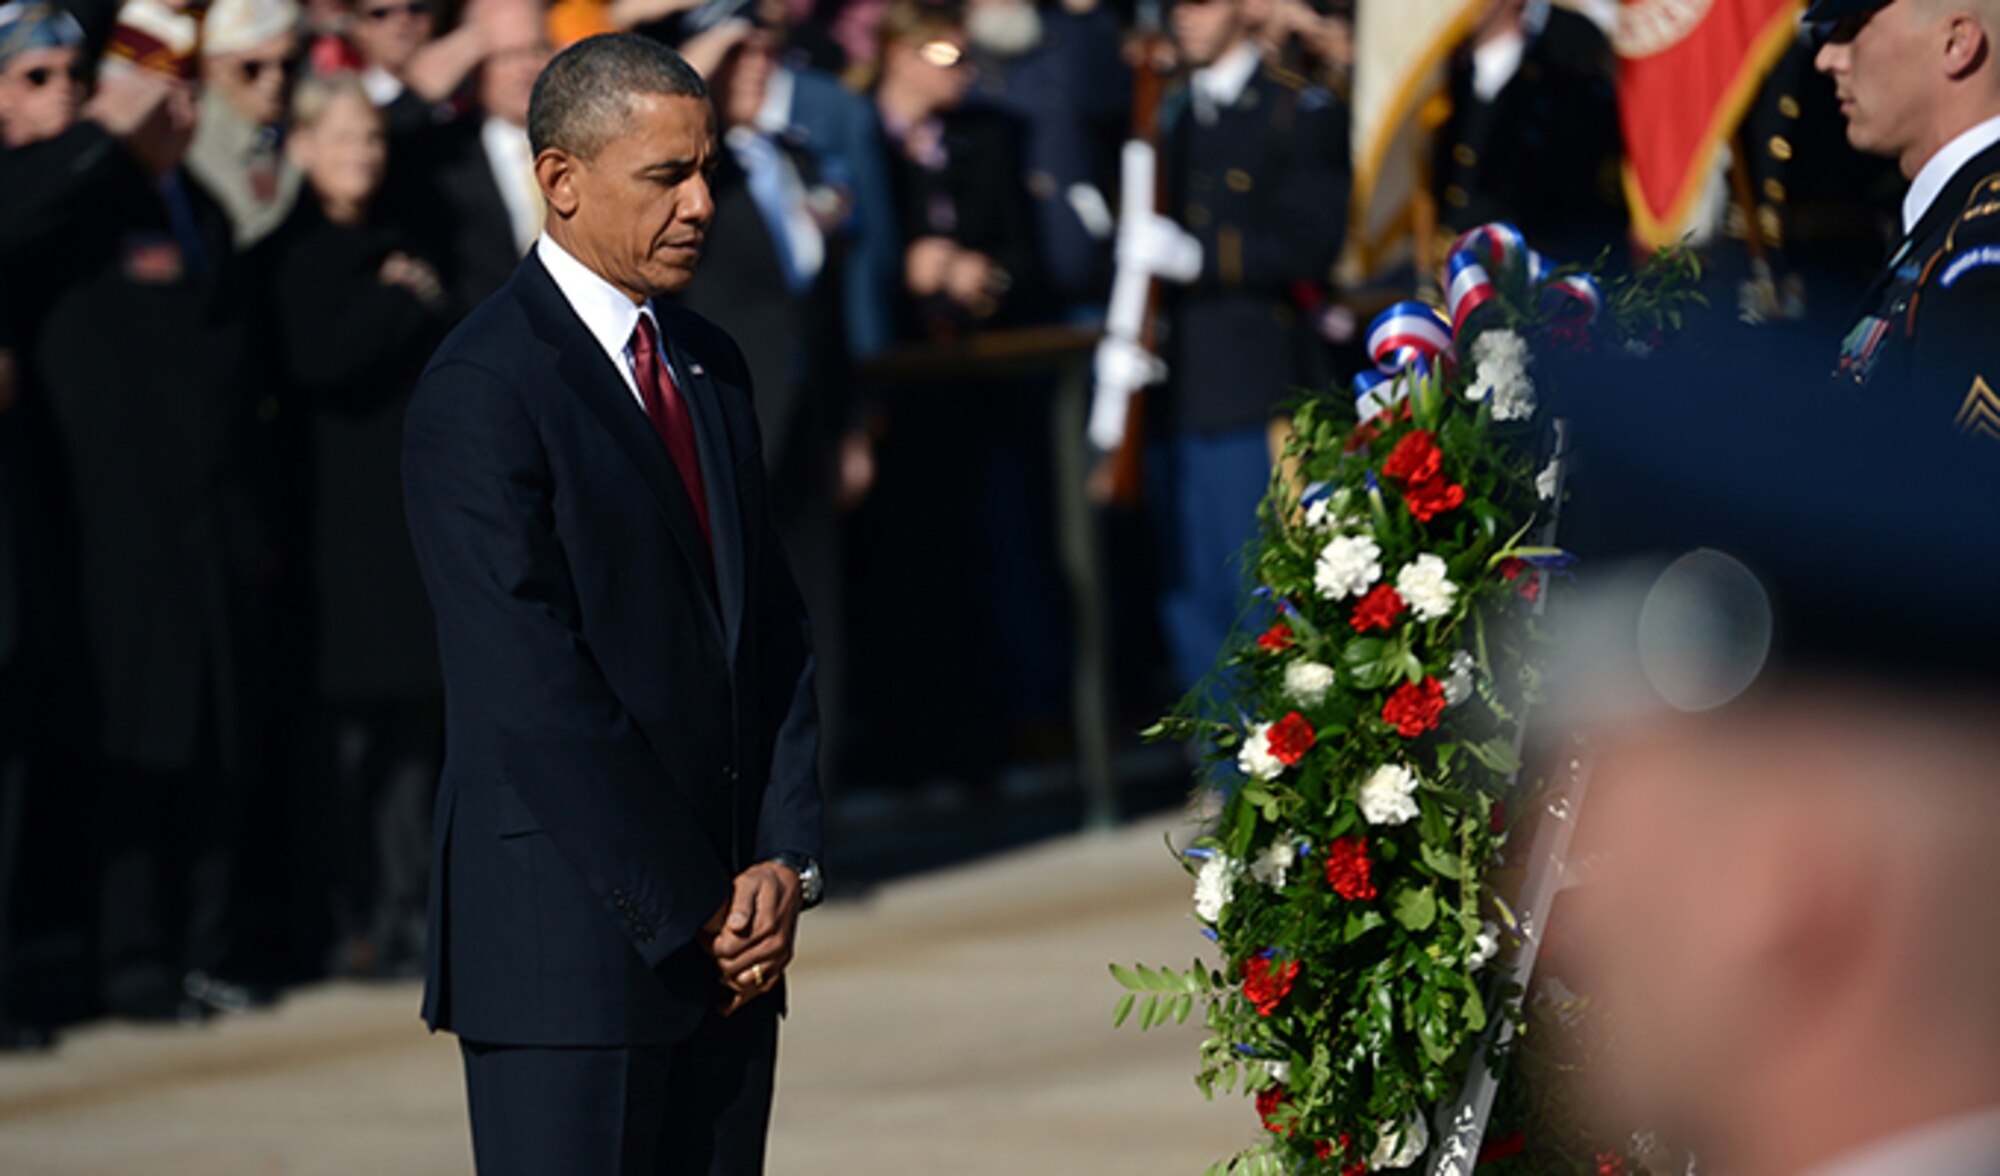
xmin=689 ymin=363 xmax=706 ymax=377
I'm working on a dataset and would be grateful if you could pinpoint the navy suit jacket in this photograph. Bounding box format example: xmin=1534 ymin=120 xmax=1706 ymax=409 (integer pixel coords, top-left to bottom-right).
xmin=402 ymin=253 xmax=822 ymax=1047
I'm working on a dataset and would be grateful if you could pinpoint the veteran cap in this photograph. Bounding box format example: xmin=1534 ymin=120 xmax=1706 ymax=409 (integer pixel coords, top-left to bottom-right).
xmin=0 ymin=0 xmax=84 ymax=68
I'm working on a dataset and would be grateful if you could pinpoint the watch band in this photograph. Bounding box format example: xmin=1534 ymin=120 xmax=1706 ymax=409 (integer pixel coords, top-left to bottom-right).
xmin=770 ymin=852 xmax=824 ymax=909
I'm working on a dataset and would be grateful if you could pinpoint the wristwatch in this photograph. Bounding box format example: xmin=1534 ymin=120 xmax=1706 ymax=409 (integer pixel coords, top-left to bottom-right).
xmin=770 ymin=852 xmax=825 ymax=910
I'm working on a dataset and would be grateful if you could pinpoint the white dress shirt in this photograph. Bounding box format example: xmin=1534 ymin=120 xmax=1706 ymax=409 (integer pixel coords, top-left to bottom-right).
xmin=535 ymin=234 xmax=680 ymax=414
xmin=1806 ymin=1106 xmax=2000 ymax=1176
xmin=484 ymin=116 xmax=543 ymax=256
xmin=755 ymin=65 xmax=797 ymax=137
xmin=1903 ymin=114 xmax=2000 ymax=236
xmin=361 ymin=66 xmax=406 ymax=108
xmin=1191 ymin=41 xmax=1263 ymax=124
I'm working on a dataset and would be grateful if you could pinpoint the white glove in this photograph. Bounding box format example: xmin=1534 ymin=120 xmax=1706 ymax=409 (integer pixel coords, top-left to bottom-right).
xmin=1089 ymin=336 xmax=1168 ymax=451
xmin=1117 ymin=211 xmax=1203 ymax=285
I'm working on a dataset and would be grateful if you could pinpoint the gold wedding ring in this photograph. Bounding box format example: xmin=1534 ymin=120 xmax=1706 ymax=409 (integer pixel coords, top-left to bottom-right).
xmin=750 ymin=963 xmax=765 ymax=988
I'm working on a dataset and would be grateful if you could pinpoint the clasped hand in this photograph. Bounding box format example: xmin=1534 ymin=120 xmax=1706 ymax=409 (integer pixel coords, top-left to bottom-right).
xmin=700 ymin=862 xmax=803 ymax=1017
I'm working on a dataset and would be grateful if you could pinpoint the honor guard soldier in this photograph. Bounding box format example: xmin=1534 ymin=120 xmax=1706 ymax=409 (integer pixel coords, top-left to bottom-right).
xmin=1433 ymin=0 xmax=1627 ymax=261
xmin=1117 ymin=0 xmax=1351 ymax=691
xmin=1814 ymin=0 xmax=2000 ymax=440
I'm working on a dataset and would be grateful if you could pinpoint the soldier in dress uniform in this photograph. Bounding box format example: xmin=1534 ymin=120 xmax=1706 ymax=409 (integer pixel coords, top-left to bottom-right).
xmin=1431 ymin=0 xmax=1627 ymax=261
xmin=1116 ymin=0 xmax=1350 ymax=691
xmin=1814 ymin=0 xmax=2000 ymax=439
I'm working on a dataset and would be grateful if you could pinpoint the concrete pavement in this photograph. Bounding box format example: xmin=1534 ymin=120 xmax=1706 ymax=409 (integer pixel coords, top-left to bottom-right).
xmin=0 ymin=811 xmax=1252 ymax=1175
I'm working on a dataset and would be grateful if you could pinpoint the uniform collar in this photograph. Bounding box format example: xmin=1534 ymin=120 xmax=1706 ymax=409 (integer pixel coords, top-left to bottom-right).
xmin=1803 ymin=1106 xmax=2000 ymax=1176
xmin=534 ymin=233 xmax=655 ymax=383
xmin=1903 ymin=113 xmax=2000 ymax=236
xmin=1192 ymin=41 xmax=1263 ymax=114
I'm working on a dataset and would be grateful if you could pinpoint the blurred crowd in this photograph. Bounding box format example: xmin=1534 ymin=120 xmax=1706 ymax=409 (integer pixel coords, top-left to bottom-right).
xmin=0 ymin=0 xmax=1897 ymax=1046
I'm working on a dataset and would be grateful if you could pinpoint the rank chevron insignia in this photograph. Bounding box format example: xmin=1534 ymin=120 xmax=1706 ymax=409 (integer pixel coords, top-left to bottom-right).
xmin=1953 ymin=375 xmax=2000 ymax=440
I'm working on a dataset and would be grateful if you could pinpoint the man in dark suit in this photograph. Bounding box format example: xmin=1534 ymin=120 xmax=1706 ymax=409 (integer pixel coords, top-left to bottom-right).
xmin=394 ymin=0 xmax=551 ymax=315
xmin=401 ymin=33 xmax=823 ymax=1174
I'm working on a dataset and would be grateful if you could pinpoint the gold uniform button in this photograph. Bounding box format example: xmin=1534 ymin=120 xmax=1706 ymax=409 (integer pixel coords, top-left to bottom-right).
xmin=1763 ymin=177 xmax=1787 ymax=203
xmin=1768 ymin=134 xmax=1793 ymax=162
xmin=1778 ymin=95 xmax=1801 ymax=119
xmin=1186 ymin=203 xmax=1212 ymax=228
xmin=1444 ymin=184 xmax=1469 ymax=208
xmin=1452 ymin=143 xmax=1477 ymax=167
xmin=1225 ymin=168 xmax=1254 ymax=193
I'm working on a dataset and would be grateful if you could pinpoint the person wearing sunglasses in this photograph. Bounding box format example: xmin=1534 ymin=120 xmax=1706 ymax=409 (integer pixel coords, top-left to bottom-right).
xmin=189 ymin=0 xmax=304 ymax=245
xmin=0 ymin=0 xmax=85 ymax=150
xmin=1813 ymin=0 xmax=2000 ymax=441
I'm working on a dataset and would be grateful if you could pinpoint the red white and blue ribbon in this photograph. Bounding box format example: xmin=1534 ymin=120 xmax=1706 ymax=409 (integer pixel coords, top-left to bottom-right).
xmin=1356 ymin=301 xmax=1451 ymax=421
xmin=1539 ymin=273 xmax=1604 ymax=323
xmin=1441 ymin=221 xmax=1599 ymax=336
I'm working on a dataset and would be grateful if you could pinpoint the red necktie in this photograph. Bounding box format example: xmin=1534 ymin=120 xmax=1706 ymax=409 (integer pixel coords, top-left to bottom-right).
xmin=631 ymin=313 xmax=712 ymax=550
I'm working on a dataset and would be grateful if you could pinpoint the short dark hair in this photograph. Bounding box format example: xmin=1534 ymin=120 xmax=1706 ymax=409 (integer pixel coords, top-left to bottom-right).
xmin=527 ymin=33 xmax=708 ymax=159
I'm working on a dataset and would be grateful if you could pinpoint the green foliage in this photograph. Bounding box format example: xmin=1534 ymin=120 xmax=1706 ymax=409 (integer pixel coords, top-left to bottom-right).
xmin=1116 ymin=245 xmax=1704 ymax=1173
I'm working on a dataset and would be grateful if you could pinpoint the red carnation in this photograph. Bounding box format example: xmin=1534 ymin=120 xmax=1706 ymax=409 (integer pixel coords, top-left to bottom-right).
xmin=1257 ymin=1086 xmax=1290 ymax=1135
xmin=1403 ymin=474 xmax=1466 ymax=523
xmin=1324 ymin=836 xmax=1377 ymax=901
xmin=1267 ymin=711 xmax=1316 ymax=766
xmin=1382 ymin=429 xmax=1443 ymax=485
xmin=1349 ymin=583 xmax=1407 ymax=632
xmin=1499 ymin=557 xmax=1542 ymax=602
xmin=1242 ymin=954 xmax=1300 ymax=1017
xmin=1596 ymin=1153 xmax=1628 ymax=1176
xmin=1316 ymin=1135 xmax=1366 ymax=1175
xmin=1480 ymin=1132 xmax=1527 ymax=1163
xmin=1256 ymin=621 xmax=1296 ymax=652
xmin=1383 ymin=676 xmax=1447 ymax=738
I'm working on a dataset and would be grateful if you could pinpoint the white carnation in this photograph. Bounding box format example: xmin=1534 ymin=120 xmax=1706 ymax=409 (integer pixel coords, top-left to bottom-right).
xmin=1358 ymin=763 xmax=1421 ymax=827
xmin=1469 ymin=921 xmax=1501 ymax=971
xmin=1315 ymin=534 xmax=1382 ymax=601
xmin=1369 ymin=1114 xmax=1430 ymax=1170
xmin=1192 ymin=854 xmax=1241 ymax=923
xmin=1304 ymin=488 xmax=1357 ymax=534
xmin=1466 ymin=329 xmax=1537 ymax=422
xmin=1535 ymin=459 xmax=1560 ymax=502
xmin=1395 ymin=553 xmax=1458 ymax=622
xmin=1284 ymin=660 xmax=1336 ymax=705
xmin=1237 ymin=722 xmax=1285 ymax=781
xmin=1250 ymin=836 xmax=1297 ymax=888
xmin=1442 ymin=649 xmax=1477 ymax=707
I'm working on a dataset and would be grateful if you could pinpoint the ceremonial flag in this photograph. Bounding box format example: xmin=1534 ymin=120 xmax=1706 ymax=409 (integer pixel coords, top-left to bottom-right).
xmin=1346 ymin=0 xmax=1482 ymax=278
xmin=1617 ymin=0 xmax=1804 ymax=248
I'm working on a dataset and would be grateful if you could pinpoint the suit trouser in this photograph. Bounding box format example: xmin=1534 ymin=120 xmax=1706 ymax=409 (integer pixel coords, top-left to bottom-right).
xmin=461 ymin=1000 xmax=780 ymax=1176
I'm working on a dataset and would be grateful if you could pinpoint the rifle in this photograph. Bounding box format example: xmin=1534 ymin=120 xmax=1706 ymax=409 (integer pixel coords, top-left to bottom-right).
xmin=1089 ymin=0 xmax=1174 ymax=505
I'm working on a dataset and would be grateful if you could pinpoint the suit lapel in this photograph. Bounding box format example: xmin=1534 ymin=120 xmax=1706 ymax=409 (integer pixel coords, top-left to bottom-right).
xmin=661 ymin=319 xmax=748 ymax=662
xmin=517 ymin=258 xmax=725 ymax=640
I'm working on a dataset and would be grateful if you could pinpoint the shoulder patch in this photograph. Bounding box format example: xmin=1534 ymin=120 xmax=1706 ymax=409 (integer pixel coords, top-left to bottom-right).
xmin=1958 ymin=173 xmax=2000 ymax=225
xmin=1938 ymin=243 xmax=2000 ymax=288
xmin=1945 ymin=173 xmax=2000 ymax=252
